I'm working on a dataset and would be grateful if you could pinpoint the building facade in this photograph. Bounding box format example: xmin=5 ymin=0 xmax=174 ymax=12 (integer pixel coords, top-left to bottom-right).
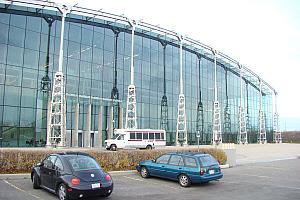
xmin=0 ymin=0 xmax=277 ymax=147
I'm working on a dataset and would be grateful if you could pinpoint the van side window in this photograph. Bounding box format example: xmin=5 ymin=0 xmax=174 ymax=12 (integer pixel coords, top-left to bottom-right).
xmin=130 ymin=132 xmax=135 ymax=139
xmin=143 ymin=133 xmax=148 ymax=139
xmin=155 ymin=133 xmax=160 ymax=140
xmin=184 ymin=157 xmax=197 ymax=168
xmin=136 ymin=133 xmax=142 ymax=139
xmin=149 ymin=133 xmax=154 ymax=139
xmin=161 ymin=133 xmax=164 ymax=140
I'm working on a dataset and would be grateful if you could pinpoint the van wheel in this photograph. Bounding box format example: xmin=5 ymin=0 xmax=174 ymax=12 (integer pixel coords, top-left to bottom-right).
xmin=110 ymin=144 xmax=117 ymax=151
xmin=146 ymin=145 xmax=152 ymax=150
xmin=178 ymin=174 xmax=191 ymax=187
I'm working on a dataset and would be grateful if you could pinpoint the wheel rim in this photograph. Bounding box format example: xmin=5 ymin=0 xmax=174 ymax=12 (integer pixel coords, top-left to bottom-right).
xmin=180 ymin=175 xmax=188 ymax=186
xmin=141 ymin=168 xmax=147 ymax=177
xmin=58 ymin=185 xmax=66 ymax=200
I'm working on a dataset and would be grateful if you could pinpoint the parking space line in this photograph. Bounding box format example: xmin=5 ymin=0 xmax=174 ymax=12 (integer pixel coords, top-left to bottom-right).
xmin=123 ymin=176 xmax=144 ymax=182
xmin=3 ymin=180 xmax=40 ymax=199
xmin=122 ymin=176 xmax=180 ymax=190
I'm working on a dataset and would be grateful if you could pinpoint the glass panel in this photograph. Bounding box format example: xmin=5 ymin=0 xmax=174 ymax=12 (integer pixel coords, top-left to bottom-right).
xmin=25 ymin=30 xmax=40 ymax=50
xmin=7 ymin=45 xmax=24 ymax=66
xmin=22 ymin=68 xmax=38 ymax=88
xmin=5 ymin=65 xmax=22 ymax=86
xmin=4 ymin=85 xmax=21 ymax=106
xmin=0 ymin=85 xmax=3 ymax=105
xmin=3 ymin=106 xmax=20 ymax=126
xmin=26 ymin=16 xmax=41 ymax=32
xmin=20 ymin=107 xmax=35 ymax=127
xmin=0 ymin=13 xmax=10 ymax=24
xmin=8 ymin=26 xmax=25 ymax=47
xmin=19 ymin=127 xmax=35 ymax=147
xmin=2 ymin=126 xmax=19 ymax=147
xmin=10 ymin=14 xmax=26 ymax=29
xmin=0 ymin=44 xmax=7 ymax=64
xmin=0 ymin=63 xmax=5 ymax=84
xmin=24 ymin=49 xmax=39 ymax=69
xmin=21 ymin=88 xmax=36 ymax=107
xmin=0 ymin=23 xmax=9 ymax=44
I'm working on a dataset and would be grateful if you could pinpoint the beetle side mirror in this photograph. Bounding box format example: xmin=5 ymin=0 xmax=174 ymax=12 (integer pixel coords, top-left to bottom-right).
xmin=37 ymin=162 xmax=44 ymax=167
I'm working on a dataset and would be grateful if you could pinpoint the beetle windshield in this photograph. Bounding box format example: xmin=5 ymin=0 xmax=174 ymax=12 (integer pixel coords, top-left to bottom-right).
xmin=66 ymin=155 xmax=101 ymax=171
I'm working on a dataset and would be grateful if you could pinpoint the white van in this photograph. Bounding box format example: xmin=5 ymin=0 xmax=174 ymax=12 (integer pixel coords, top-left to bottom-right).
xmin=105 ymin=129 xmax=166 ymax=151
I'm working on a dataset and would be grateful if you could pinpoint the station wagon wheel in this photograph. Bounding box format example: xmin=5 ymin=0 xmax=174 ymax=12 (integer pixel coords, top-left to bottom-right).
xmin=140 ymin=166 xmax=150 ymax=178
xmin=178 ymin=174 xmax=191 ymax=187
xmin=32 ymin=172 xmax=40 ymax=189
xmin=110 ymin=144 xmax=117 ymax=151
xmin=58 ymin=183 xmax=69 ymax=200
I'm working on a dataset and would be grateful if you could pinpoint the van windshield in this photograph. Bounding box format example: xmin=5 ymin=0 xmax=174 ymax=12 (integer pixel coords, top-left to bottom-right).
xmin=112 ymin=134 xmax=120 ymax=139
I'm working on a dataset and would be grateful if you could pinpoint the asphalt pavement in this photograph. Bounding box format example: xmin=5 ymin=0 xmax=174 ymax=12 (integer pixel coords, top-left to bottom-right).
xmin=1 ymin=158 xmax=300 ymax=200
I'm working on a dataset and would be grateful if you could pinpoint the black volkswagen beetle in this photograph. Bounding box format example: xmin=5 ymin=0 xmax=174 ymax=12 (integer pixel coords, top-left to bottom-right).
xmin=31 ymin=152 xmax=113 ymax=200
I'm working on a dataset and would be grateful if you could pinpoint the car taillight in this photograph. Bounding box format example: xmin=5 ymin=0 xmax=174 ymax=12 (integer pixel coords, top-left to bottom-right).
xmin=200 ymin=169 xmax=205 ymax=175
xmin=71 ymin=178 xmax=80 ymax=185
xmin=105 ymin=174 xmax=111 ymax=181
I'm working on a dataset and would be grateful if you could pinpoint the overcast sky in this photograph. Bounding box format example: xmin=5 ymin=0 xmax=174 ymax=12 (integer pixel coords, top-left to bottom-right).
xmin=56 ymin=0 xmax=300 ymax=130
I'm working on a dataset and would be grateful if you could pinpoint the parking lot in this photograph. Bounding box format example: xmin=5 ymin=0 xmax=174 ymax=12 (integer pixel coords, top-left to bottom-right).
xmin=0 ymin=158 xmax=300 ymax=200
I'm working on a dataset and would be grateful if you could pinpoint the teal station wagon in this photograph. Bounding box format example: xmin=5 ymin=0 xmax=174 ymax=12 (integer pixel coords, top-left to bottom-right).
xmin=136 ymin=152 xmax=223 ymax=187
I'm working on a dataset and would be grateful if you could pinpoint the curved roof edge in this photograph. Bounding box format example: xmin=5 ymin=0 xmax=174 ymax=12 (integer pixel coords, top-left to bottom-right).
xmin=1 ymin=0 xmax=276 ymax=95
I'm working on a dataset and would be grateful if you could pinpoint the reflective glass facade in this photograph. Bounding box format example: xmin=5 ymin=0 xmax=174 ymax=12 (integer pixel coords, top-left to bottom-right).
xmin=0 ymin=2 xmax=274 ymax=147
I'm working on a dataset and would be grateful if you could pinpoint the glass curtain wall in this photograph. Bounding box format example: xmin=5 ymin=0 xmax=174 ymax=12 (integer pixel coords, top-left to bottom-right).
xmin=0 ymin=3 xmax=274 ymax=147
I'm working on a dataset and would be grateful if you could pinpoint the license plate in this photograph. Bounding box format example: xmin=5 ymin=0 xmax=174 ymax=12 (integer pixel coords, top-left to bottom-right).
xmin=91 ymin=183 xmax=101 ymax=189
xmin=209 ymin=170 xmax=215 ymax=175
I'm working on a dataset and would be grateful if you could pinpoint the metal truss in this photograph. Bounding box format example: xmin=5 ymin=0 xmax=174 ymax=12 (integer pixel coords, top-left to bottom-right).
xmin=125 ymin=20 xmax=137 ymax=129
xmin=258 ymin=80 xmax=267 ymax=144
xmin=196 ymin=55 xmax=204 ymax=144
xmin=160 ymin=43 xmax=169 ymax=134
xmin=212 ymin=50 xmax=222 ymax=145
xmin=176 ymin=35 xmax=187 ymax=146
xmin=47 ymin=71 xmax=66 ymax=147
xmin=47 ymin=4 xmax=70 ymax=147
xmin=238 ymin=65 xmax=248 ymax=144
xmin=223 ymin=70 xmax=231 ymax=142
xmin=273 ymin=92 xmax=282 ymax=143
xmin=110 ymin=30 xmax=120 ymax=135
xmin=213 ymin=101 xmax=222 ymax=145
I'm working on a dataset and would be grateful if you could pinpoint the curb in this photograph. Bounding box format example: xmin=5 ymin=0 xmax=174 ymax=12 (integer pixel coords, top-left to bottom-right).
xmin=220 ymin=164 xmax=230 ymax=169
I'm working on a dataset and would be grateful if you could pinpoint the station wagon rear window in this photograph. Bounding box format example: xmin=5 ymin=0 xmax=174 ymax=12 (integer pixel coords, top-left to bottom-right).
xmin=199 ymin=155 xmax=219 ymax=166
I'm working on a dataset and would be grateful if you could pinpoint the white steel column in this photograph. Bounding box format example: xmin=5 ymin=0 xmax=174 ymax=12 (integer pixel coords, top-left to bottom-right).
xmin=176 ymin=35 xmax=187 ymax=146
xmin=84 ymin=103 xmax=91 ymax=147
xmin=212 ymin=49 xmax=222 ymax=145
xmin=258 ymin=80 xmax=267 ymax=144
xmin=108 ymin=106 xmax=114 ymax=139
xmin=238 ymin=65 xmax=248 ymax=144
xmin=72 ymin=102 xmax=79 ymax=147
xmin=273 ymin=91 xmax=282 ymax=143
xmin=96 ymin=105 xmax=103 ymax=148
xmin=125 ymin=20 xmax=137 ymax=129
xmin=47 ymin=5 xmax=69 ymax=147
